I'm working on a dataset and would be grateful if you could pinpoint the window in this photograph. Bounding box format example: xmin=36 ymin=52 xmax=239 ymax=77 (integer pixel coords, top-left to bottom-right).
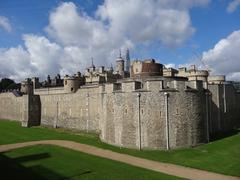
xmin=71 ymin=88 xmax=73 ymax=91
xmin=65 ymin=80 xmax=67 ymax=85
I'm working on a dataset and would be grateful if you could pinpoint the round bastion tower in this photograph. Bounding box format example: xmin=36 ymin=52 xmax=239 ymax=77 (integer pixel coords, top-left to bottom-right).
xmin=64 ymin=75 xmax=80 ymax=93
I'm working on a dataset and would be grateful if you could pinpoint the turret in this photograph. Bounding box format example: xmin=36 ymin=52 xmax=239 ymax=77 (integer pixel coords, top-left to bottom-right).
xmin=64 ymin=75 xmax=80 ymax=93
xmin=21 ymin=78 xmax=33 ymax=95
xmin=116 ymin=50 xmax=125 ymax=77
xmin=187 ymin=65 xmax=209 ymax=82
xmin=31 ymin=77 xmax=40 ymax=89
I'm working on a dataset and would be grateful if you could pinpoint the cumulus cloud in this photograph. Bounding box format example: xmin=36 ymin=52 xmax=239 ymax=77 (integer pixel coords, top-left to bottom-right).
xmin=0 ymin=16 xmax=12 ymax=32
xmin=96 ymin=0 xmax=210 ymax=46
xmin=0 ymin=46 xmax=34 ymax=80
xmin=0 ymin=34 xmax=104 ymax=82
xmin=202 ymin=30 xmax=240 ymax=80
xmin=227 ymin=0 xmax=240 ymax=13
xmin=0 ymin=1 xmax=211 ymax=81
xmin=46 ymin=1 xmax=208 ymax=48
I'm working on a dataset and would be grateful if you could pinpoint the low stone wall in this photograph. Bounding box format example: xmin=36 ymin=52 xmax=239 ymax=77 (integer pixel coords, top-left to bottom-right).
xmin=34 ymin=87 xmax=65 ymax=95
xmin=0 ymin=92 xmax=41 ymax=127
xmin=0 ymin=92 xmax=23 ymax=121
xmin=39 ymin=86 xmax=101 ymax=133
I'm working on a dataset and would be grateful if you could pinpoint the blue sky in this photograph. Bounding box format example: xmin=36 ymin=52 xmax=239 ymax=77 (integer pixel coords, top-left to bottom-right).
xmin=0 ymin=0 xmax=240 ymax=81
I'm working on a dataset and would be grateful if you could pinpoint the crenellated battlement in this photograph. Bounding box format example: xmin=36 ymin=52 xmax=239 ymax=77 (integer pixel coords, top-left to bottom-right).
xmin=0 ymin=57 xmax=239 ymax=150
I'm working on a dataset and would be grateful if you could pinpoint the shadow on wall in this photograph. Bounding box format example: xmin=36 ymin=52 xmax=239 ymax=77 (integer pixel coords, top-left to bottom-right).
xmin=208 ymin=84 xmax=240 ymax=142
xmin=210 ymin=129 xmax=240 ymax=141
xmin=209 ymin=99 xmax=240 ymax=141
xmin=209 ymin=97 xmax=240 ymax=141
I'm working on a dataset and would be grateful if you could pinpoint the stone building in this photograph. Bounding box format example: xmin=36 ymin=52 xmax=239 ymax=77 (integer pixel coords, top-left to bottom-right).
xmin=0 ymin=53 xmax=239 ymax=150
xmin=131 ymin=59 xmax=163 ymax=78
xmin=163 ymin=67 xmax=178 ymax=77
xmin=85 ymin=62 xmax=120 ymax=84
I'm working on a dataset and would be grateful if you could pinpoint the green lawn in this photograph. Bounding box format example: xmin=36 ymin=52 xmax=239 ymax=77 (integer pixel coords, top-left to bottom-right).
xmin=2 ymin=145 xmax=180 ymax=180
xmin=0 ymin=120 xmax=239 ymax=176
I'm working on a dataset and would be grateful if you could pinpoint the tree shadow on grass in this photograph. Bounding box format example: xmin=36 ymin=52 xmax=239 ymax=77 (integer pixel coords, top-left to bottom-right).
xmin=0 ymin=153 xmax=94 ymax=180
xmin=0 ymin=153 xmax=51 ymax=180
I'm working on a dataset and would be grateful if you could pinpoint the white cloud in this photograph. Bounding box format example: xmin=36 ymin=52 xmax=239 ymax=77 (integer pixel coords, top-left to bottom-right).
xmin=165 ymin=63 xmax=176 ymax=68
xmin=46 ymin=1 xmax=211 ymax=48
xmin=202 ymin=30 xmax=240 ymax=80
xmin=0 ymin=1 xmax=211 ymax=81
xmin=0 ymin=46 xmax=34 ymax=80
xmin=0 ymin=33 xmax=121 ymax=82
xmin=96 ymin=0 xmax=210 ymax=46
xmin=0 ymin=16 xmax=12 ymax=32
xmin=227 ymin=0 xmax=240 ymax=13
xmin=0 ymin=35 xmax=64 ymax=81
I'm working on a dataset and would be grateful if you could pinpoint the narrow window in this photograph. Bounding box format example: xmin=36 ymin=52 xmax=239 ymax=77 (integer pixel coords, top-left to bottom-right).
xmin=71 ymin=87 xmax=73 ymax=91
xmin=65 ymin=80 xmax=67 ymax=85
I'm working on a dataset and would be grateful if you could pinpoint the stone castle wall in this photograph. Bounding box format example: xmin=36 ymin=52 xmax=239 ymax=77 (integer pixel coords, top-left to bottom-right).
xmin=0 ymin=92 xmax=23 ymax=121
xmin=100 ymin=80 xmax=207 ymax=149
xmin=39 ymin=85 xmax=102 ymax=133
xmin=0 ymin=93 xmax=41 ymax=127
xmin=0 ymin=79 xmax=239 ymax=150
xmin=34 ymin=87 xmax=65 ymax=95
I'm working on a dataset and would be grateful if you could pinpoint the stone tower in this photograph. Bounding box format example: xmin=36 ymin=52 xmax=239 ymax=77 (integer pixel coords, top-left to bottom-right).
xmin=20 ymin=78 xmax=33 ymax=95
xmin=116 ymin=50 xmax=125 ymax=77
xmin=64 ymin=75 xmax=80 ymax=93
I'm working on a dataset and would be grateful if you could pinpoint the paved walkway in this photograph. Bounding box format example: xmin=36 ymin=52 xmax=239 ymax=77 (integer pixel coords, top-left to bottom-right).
xmin=0 ymin=140 xmax=239 ymax=180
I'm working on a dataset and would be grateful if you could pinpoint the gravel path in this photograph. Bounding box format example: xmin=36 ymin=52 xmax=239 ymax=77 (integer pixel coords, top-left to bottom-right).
xmin=0 ymin=140 xmax=239 ymax=180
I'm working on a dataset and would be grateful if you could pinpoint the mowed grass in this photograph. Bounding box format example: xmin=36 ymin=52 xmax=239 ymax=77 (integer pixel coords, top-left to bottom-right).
xmin=1 ymin=145 xmax=181 ymax=180
xmin=0 ymin=120 xmax=240 ymax=176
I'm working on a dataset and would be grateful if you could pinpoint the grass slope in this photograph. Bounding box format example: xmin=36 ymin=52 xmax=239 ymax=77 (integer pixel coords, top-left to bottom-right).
xmin=0 ymin=120 xmax=239 ymax=176
xmin=2 ymin=145 xmax=181 ymax=180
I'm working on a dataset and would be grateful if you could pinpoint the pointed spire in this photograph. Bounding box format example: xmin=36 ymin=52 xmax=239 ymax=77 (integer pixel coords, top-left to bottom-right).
xmin=119 ymin=49 xmax=122 ymax=58
xmin=91 ymin=57 xmax=95 ymax=68
xmin=125 ymin=48 xmax=130 ymax=72
xmin=110 ymin=63 xmax=113 ymax=71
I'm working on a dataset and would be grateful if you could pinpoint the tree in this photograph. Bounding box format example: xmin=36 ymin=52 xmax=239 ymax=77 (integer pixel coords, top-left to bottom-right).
xmin=0 ymin=78 xmax=19 ymax=91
